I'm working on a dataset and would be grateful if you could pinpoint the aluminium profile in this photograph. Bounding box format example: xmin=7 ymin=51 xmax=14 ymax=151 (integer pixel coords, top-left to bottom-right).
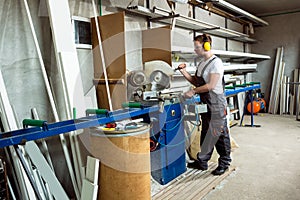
xmin=202 ymin=0 xmax=269 ymax=26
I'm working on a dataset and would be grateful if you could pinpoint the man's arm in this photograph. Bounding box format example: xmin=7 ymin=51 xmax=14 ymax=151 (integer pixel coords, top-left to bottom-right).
xmin=178 ymin=63 xmax=197 ymax=85
xmin=185 ymin=73 xmax=220 ymax=97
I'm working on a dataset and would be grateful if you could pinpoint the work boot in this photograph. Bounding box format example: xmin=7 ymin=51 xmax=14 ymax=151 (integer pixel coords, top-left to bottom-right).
xmin=211 ymin=166 xmax=228 ymax=175
xmin=187 ymin=161 xmax=207 ymax=171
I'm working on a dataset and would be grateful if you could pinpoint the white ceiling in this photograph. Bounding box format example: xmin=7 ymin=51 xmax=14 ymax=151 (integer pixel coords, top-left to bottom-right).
xmin=225 ymin=0 xmax=300 ymax=16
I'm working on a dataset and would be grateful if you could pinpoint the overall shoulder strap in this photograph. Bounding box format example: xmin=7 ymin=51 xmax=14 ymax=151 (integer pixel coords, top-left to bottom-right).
xmin=200 ymin=56 xmax=217 ymax=77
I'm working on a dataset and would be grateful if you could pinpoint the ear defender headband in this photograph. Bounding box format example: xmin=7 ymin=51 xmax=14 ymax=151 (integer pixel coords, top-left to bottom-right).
xmin=202 ymin=34 xmax=211 ymax=51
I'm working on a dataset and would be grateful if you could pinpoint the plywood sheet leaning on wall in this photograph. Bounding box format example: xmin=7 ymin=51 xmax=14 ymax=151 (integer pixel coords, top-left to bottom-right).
xmin=142 ymin=26 xmax=172 ymax=66
xmin=91 ymin=12 xmax=127 ymax=110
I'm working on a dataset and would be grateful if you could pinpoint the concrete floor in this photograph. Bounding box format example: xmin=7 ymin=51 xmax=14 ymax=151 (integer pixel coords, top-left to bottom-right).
xmin=203 ymin=114 xmax=300 ymax=200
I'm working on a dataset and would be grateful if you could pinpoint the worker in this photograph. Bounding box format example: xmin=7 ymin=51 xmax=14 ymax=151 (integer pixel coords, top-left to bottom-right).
xmin=177 ymin=34 xmax=231 ymax=175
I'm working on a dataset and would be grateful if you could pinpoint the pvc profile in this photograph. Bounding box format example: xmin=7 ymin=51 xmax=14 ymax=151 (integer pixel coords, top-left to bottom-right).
xmin=0 ymin=72 xmax=31 ymax=200
xmin=23 ymin=0 xmax=80 ymax=198
xmin=212 ymin=0 xmax=269 ymax=26
xmin=31 ymin=108 xmax=54 ymax=171
xmin=92 ymin=0 xmax=113 ymax=111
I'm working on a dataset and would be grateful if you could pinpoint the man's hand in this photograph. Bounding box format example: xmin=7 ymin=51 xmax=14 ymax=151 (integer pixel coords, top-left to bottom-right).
xmin=184 ymin=89 xmax=195 ymax=98
xmin=177 ymin=63 xmax=186 ymax=72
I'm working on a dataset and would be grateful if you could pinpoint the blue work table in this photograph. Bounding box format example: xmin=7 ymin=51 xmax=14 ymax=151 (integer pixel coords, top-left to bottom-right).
xmin=225 ymin=83 xmax=261 ymax=127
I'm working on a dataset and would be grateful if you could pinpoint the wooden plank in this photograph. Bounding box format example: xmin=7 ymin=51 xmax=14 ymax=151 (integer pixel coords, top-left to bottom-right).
xmin=91 ymin=12 xmax=126 ymax=79
xmin=91 ymin=12 xmax=127 ymax=110
xmin=94 ymin=83 xmax=127 ymax=110
xmin=166 ymin=165 xmax=217 ymax=200
xmin=93 ymin=78 xmax=125 ymax=85
xmin=142 ymin=26 xmax=172 ymax=66
xmin=191 ymin=167 xmax=235 ymax=200
xmin=91 ymin=1 xmax=113 ymax=111
xmin=152 ymin=167 xmax=200 ymax=199
xmin=157 ymin=169 xmax=213 ymax=200
xmin=152 ymin=163 xmax=235 ymax=200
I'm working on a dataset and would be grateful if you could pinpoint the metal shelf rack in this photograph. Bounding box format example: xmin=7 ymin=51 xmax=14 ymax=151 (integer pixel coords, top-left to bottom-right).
xmin=120 ymin=5 xmax=257 ymax=43
xmin=172 ymin=46 xmax=270 ymax=63
xmin=189 ymin=0 xmax=269 ymax=26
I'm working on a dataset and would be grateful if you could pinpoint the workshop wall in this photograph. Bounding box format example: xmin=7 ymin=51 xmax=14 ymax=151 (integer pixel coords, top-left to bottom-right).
xmin=252 ymin=11 xmax=300 ymax=105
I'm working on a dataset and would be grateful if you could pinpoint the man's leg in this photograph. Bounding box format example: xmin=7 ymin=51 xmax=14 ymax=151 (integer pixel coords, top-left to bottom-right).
xmin=212 ymin=120 xmax=231 ymax=175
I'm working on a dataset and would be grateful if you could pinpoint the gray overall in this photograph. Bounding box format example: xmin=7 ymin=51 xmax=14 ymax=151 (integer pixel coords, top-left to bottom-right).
xmin=195 ymin=57 xmax=231 ymax=169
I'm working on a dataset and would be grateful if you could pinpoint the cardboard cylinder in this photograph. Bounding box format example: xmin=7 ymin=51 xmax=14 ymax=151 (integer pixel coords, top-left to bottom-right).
xmin=90 ymin=124 xmax=151 ymax=200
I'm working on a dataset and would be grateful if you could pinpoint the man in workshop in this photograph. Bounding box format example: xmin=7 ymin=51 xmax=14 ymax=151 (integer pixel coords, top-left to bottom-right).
xmin=177 ymin=34 xmax=231 ymax=175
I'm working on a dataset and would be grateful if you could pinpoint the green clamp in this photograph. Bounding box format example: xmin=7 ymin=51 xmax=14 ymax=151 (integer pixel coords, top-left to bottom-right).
xmin=122 ymin=102 xmax=143 ymax=108
xmin=251 ymin=81 xmax=260 ymax=85
xmin=22 ymin=119 xmax=48 ymax=131
xmin=235 ymin=84 xmax=246 ymax=88
xmin=225 ymin=86 xmax=235 ymax=89
xmin=85 ymin=109 xmax=109 ymax=116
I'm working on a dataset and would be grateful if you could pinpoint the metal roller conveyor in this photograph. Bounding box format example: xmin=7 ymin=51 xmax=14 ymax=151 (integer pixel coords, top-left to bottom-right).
xmin=0 ymin=106 xmax=161 ymax=148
